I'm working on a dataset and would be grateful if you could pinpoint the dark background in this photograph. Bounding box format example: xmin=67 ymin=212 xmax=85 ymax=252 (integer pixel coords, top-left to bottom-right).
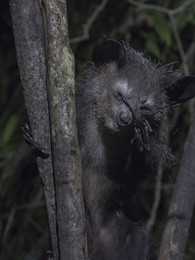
xmin=0 ymin=0 xmax=195 ymax=259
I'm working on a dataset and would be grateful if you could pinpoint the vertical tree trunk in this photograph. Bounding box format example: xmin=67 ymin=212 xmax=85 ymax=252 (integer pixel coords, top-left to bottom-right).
xmin=41 ymin=0 xmax=87 ymax=258
xmin=9 ymin=1 xmax=59 ymax=259
xmin=158 ymin=114 xmax=195 ymax=260
xmin=10 ymin=0 xmax=87 ymax=259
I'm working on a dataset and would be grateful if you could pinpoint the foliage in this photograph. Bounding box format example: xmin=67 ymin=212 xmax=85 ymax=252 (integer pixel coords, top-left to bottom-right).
xmin=0 ymin=0 xmax=195 ymax=259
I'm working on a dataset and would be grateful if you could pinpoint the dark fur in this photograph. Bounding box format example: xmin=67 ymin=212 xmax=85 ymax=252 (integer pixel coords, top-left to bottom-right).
xmin=76 ymin=37 xmax=195 ymax=259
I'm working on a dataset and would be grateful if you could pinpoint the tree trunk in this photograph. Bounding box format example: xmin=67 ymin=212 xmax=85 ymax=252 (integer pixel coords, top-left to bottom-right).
xmin=158 ymin=114 xmax=195 ymax=260
xmin=9 ymin=0 xmax=59 ymax=258
xmin=41 ymin=0 xmax=87 ymax=259
xmin=10 ymin=0 xmax=86 ymax=259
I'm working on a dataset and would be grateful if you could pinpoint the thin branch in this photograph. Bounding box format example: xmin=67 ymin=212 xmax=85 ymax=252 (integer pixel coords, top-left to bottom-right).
xmin=147 ymin=118 xmax=172 ymax=232
xmin=169 ymin=15 xmax=189 ymax=75
xmin=186 ymin=41 xmax=195 ymax=63
xmin=127 ymin=0 xmax=193 ymax=16
xmin=127 ymin=0 xmax=193 ymax=75
xmin=70 ymin=0 xmax=108 ymax=44
xmin=147 ymin=165 xmax=163 ymax=232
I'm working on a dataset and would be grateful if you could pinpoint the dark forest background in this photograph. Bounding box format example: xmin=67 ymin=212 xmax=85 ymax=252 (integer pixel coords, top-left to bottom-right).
xmin=0 ymin=0 xmax=195 ymax=259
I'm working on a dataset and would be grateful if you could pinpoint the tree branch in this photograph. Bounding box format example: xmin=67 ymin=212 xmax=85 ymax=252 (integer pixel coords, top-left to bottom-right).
xmin=147 ymin=165 xmax=163 ymax=232
xmin=9 ymin=0 xmax=59 ymax=259
xmin=41 ymin=0 xmax=87 ymax=258
xmin=158 ymin=114 xmax=195 ymax=260
xmin=127 ymin=0 xmax=193 ymax=16
xmin=127 ymin=0 xmax=193 ymax=75
xmin=70 ymin=0 xmax=108 ymax=44
xmin=169 ymin=15 xmax=189 ymax=76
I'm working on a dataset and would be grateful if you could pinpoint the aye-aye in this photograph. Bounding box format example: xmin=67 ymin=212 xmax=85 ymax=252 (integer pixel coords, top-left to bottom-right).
xmin=76 ymin=36 xmax=195 ymax=260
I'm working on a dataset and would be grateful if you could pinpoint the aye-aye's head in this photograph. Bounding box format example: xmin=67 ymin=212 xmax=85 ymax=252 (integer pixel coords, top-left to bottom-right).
xmin=83 ymin=36 xmax=195 ymax=151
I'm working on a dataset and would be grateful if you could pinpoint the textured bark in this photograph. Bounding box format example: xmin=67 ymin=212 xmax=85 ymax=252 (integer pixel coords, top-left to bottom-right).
xmin=10 ymin=0 xmax=86 ymax=259
xmin=158 ymin=114 xmax=195 ymax=260
xmin=41 ymin=0 xmax=86 ymax=259
xmin=9 ymin=1 xmax=59 ymax=259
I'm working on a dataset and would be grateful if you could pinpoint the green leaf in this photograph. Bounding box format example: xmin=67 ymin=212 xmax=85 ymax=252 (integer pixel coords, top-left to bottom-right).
xmin=153 ymin=11 xmax=172 ymax=47
xmin=177 ymin=10 xmax=195 ymax=30
xmin=1 ymin=115 xmax=18 ymax=145
xmin=145 ymin=37 xmax=161 ymax=59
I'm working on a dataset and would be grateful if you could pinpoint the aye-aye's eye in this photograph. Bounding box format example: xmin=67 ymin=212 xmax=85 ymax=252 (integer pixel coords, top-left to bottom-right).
xmin=116 ymin=91 xmax=123 ymax=101
xmin=140 ymin=105 xmax=152 ymax=114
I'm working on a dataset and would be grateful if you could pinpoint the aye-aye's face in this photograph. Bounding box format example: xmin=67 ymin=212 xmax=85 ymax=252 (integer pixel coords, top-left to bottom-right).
xmin=96 ymin=63 xmax=167 ymax=135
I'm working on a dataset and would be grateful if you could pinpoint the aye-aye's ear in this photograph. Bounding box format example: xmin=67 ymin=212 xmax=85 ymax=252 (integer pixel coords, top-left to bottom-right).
xmin=92 ymin=36 xmax=121 ymax=66
xmin=166 ymin=76 xmax=195 ymax=104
